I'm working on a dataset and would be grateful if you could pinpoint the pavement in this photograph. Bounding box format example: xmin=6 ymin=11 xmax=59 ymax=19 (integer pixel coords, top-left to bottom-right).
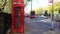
xmin=43 ymin=30 xmax=60 ymax=34
xmin=24 ymin=16 xmax=60 ymax=34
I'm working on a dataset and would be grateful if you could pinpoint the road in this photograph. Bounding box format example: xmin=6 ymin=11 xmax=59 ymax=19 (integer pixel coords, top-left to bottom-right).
xmin=24 ymin=16 xmax=60 ymax=34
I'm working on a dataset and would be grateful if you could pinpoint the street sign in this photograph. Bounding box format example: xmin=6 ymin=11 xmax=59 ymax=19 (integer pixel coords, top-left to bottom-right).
xmin=48 ymin=0 xmax=53 ymax=3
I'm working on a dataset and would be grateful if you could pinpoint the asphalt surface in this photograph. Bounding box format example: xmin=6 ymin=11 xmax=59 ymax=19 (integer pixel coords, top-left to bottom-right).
xmin=24 ymin=16 xmax=60 ymax=34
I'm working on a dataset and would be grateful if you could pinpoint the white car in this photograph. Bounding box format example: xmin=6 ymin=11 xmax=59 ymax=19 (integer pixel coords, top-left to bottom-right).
xmin=40 ymin=15 xmax=48 ymax=19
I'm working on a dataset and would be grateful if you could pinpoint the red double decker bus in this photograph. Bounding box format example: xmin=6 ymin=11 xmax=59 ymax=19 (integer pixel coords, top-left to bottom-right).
xmin=30 ymin=11 xmax=36 ymax=18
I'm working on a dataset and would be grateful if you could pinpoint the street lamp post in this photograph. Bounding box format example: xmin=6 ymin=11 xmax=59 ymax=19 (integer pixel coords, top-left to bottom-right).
xmin=52 ymin=0 xmax=54 ymax=21
xmin=31 ymin=0 xmax=32 ymax=11
xmin=51 ymin=0 xmax=54 ymax=30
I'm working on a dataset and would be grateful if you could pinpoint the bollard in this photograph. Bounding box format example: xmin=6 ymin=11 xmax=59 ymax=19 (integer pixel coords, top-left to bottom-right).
xmin=59 ymin=21 xmax=60 ymax=28
xmin=58 ymin=20 xmax=60 ymax=28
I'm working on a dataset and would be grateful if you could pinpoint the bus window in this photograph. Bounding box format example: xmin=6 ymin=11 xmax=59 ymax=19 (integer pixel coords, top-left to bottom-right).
xmin=30 ymin=11 xmax=35 ymax=15
xmin=30 ymin=11 xmax=35 ymax=18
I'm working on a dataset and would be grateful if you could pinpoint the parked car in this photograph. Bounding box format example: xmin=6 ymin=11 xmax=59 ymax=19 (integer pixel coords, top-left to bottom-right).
xmin=24 ymin=13 xmax=29 ymax=17
xmin=54 ymin=14 xmax=58 ymax=22
xmin=40 ymin=15 xmax=48 ymax=19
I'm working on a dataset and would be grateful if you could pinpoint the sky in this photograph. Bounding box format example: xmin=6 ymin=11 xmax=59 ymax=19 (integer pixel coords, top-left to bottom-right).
xmin=24 ymin=0 xmax=60 ymax=14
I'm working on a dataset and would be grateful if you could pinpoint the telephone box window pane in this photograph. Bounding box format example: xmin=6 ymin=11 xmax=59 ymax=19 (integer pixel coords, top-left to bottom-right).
xmin=14 ymin=7 xmax=21 ymax=28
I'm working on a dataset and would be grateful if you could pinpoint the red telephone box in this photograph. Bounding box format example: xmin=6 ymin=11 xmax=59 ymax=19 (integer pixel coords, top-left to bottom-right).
xmin=12 ymin=0 xmax=24 ymax=33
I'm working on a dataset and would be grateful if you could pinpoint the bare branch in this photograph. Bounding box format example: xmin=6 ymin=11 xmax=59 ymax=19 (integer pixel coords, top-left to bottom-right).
xmin=2 ymin=0 xmax=7 ymax=9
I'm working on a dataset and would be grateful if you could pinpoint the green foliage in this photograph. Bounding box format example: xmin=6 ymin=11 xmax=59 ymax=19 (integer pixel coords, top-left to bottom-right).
xmin=35 ymin=2 xmax=60 ymax=15
xmin=27 ymin=0 xmax=32 ymax=2
xmin=50 ymin=2 xmax=60 ymax=14
xmin=0 ymin=0 xmax=12 ymax=14
xmin=4 ymin=0 xmax=12 ymax=14
xmin=44 ymin=11 xmax=48 ymax=16
xmin=54 ymin=2 xmax=60 ymax=14
xmin=0 ymin=4 xmax=2 ymax=7
xmin=35 ymin=8 xmax=43 ymax=15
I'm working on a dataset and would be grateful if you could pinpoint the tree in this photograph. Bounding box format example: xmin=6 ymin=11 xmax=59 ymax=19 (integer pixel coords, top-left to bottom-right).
xmin=2 ymin=0 xmax=7 ymax=9
xmin=4 ymin=0 xmax=12 ymax=14
xmin=0 ymin=0 xmax=8 ymax=12
xmin=35 ymin=8 xmax=43 ymax=15
xmin=47 ymin=2 xmax=60 ymax=14
xmin=24 ymin=0 xmax=32 ymax=7
xmin=44 ymin=11 xmax=48 ymax=16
